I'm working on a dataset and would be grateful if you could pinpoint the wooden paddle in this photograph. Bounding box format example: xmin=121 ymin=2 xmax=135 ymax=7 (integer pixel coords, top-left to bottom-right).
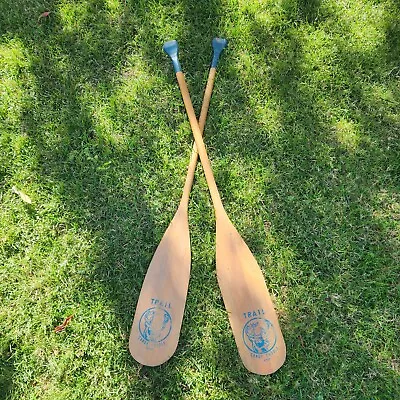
xmin=164 ymin=40 xmax=286 ymax=375
xmin=129 ymin=38 xmax=227 ymax=366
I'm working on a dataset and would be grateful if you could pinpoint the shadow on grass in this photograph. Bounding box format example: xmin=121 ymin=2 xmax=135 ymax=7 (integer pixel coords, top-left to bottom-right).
xmin=0 ymin=342 xmax=15 ymax=400
xmin=0 ymin=0 xmax=399 ymax=398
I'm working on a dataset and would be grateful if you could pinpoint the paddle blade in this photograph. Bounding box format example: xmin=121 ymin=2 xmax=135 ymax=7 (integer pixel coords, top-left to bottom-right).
xmin=216 ymin=214 xmax=286 ymax=375
xmin=129 ymin=208 xmax=190 ymax=366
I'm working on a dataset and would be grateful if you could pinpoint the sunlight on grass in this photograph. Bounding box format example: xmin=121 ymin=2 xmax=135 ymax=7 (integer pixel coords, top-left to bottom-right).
xmin=143 ymin=2 xmax=185 ymax=39
xmin=0 ymin=38 xmax=33 ymax=126
xmin=332 ymin=118 xmax=360 ymax=150
xmin=79 ymin=81 xmax=122 ymax=146
xmin=362 ymin=83 xmax=400 ymax=123
xmin=58 ymin=0 xmax=118 ymax=36
xmin=372 ymin=189 xmax=400 ymax=238
xmin=105 ymin=0 xmax=123 ymax=20
xmin=337 ymin=0 xmax=387 ymax=50
xmin=59 ymin=1 xmax=90 ymax=33
xmin=118 ymin=54 xmax=159 ymax=98
xmin=301 ymin=29 xmax=337 ymax=85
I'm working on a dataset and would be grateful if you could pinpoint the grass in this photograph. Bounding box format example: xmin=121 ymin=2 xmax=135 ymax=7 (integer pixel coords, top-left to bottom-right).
xmin=0 ymin=0 xmax=399 ymax=398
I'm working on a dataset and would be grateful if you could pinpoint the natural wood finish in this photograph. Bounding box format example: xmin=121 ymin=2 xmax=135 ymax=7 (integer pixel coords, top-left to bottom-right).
xmin=180 ymin=67 xmax=216 ymax=207
xmin=129 ymin=68 xmax=217 ymax=366
xmin=175 ymin=71 xmax=286 ymax=375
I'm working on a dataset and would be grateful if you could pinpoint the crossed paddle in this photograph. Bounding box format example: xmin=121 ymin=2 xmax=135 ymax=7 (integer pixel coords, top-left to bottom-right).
xmin=129 ymin=39 xmax=285 ymax=375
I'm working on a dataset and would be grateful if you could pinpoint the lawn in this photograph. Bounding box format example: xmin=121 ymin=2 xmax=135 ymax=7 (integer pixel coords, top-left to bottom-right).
xmin=0 ymin=0 xmax=399 ymax=399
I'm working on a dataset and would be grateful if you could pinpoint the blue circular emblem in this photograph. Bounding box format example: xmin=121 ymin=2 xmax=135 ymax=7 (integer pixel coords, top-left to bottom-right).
xmin=242 ymin=318 xmax=277 ymax=354
xmin=139 ymin=307 xmax=172 ymax=343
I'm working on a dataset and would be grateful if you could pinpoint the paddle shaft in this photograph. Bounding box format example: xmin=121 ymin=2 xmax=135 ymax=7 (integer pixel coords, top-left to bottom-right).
xmin=176 ymin=71 xmax=224 ymax=214
xmin=180 ymin=67 xmax=216 ymax=207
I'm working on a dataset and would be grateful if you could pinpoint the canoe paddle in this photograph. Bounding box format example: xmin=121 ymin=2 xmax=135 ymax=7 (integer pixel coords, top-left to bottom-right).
xmin=163 ymin=40 xmax=286 ymax=375
xmin=129 ymin=38 xmax=227 ymax=366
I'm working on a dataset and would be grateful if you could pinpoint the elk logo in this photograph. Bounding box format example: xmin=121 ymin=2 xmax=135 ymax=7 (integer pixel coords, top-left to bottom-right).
xmin=139 ymin=307 xmax=172 ymax=344
xmin=243 ymin=318 xmax=277 ymax=354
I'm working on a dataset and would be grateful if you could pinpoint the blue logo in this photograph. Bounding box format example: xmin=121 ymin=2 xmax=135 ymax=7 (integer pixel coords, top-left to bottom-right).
xmin=243 ymin=318 xmax=277 ymax=354
xmin=139 ymin=307 xmax=172 ymax=343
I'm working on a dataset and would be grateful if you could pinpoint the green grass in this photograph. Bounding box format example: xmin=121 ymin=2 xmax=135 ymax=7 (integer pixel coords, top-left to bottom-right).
xmin=1 ymin=0 xmax=399 ymax=398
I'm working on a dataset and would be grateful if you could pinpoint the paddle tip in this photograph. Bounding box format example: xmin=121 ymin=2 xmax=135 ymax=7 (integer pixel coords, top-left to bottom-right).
xmin=163 ymin=40 xmax=181 ymax=73
xmin=211 ymin=37 xmax=228 ymax=68
xmin=212 ymin=37 xmax=228 ymax=51
xmin=163 ymin=40 xmax=178 ymax=56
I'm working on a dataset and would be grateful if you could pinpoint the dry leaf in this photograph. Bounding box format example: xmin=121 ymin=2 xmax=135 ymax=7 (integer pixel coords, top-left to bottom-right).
xmin=54 ymin=315 xmax=73 ymax=333
xmin=38 ymin=11 xmax=51 ymax=22
xmin=11 ymin=186 xmax=32 ymax=204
